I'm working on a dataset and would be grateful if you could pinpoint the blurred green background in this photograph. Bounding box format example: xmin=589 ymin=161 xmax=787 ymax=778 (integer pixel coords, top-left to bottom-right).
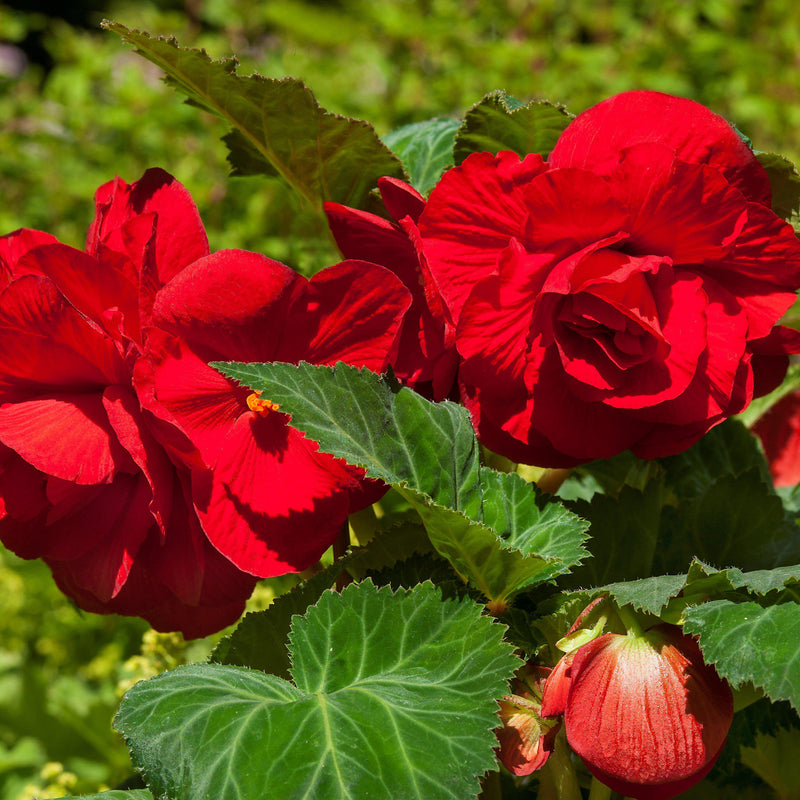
xmin=1 ymin=0 xmax=800 ymax=796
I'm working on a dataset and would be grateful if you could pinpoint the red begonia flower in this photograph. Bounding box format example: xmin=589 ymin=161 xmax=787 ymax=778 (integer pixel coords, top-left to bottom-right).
xmin=753 ymin=390 xmax=800 ymax=487
xmin=542 ymin=625 xmax=733 ymax=800
xmin=416 ymin=90 xmax=800 ymax=466
xmin=324 ymin=177 xmax=458 ymax=400
xmin=146 ymin=250 xmax=411 ymax=577
xmin=0 ymin=170 xmax=261 ymax=637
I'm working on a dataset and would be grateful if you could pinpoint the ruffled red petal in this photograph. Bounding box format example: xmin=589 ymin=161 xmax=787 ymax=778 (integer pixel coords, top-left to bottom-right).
xmin=419 ymin=151 xmax=549 ymax=323
xmin=548 ymin=90 xmax=771 ymax=206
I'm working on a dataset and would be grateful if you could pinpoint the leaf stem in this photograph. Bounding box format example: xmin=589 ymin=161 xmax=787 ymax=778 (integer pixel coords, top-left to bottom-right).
xmin=541 ymin=729 xmax=582 ymax=800
xmin=333 ymin=521 xmax=352 ymax=591
xmin=615 ymin=603 xmax=645 ymax=638
xmin=588 ymin=776 xmax=613 ymax=800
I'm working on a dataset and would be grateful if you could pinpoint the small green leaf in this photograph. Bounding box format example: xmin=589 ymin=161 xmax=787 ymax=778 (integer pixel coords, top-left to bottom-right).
xmin=117 ymin=581 xmax=520 ymax=800
xmin=599 ymin=574 xmax=687 ymax=616
xmin=756 ymin=152 xmax=800 ymax=234
xmin=453 ymin=91 xmax=572 ymax=164
xmin=383 ymin=117 xmax=461 ymax=195
xmin=212 ymin=361 xmax=589 ymax=607
xmin=728 ymin=564 xmax=800 ymax=595
xmin=102 ymin=23 xmax=405 ymax=211
xmin=683 ymin=599 xmax=800 ymax=711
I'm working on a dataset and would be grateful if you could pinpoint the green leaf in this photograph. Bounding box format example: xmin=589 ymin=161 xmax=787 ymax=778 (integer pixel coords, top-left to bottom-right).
xmin=117 ymin=581 xmax=519 ymax=800
xmin=102 ymin=23 xmax=405 ymax=211
xmin=660 ymin=418 xmax=771 ymax=495
xmin=62 ymin=793 xmax=153 ymax=800
xmin=559 ymin=450 xmax=663 ymax=502
xmin=599 ymin=574 xmax=687 ymax=616
xmin=453 ymin=91 xmax=572 ymax=165
xmin=211 ymin=524 xmax=435 ymax=676
xmin=561 ymin=485 xmax=665 ymax=589
xmin=728 ymin=564 xmax=800 ymax=595
xmin=213 ymin=361 xmax=589 ymax=607
xmin=383 ymin=117 xmax=461 ymax=195
xmin=683 ymin=599 xmax=800 ymax=711
xmin=684 ymin=470 xmax=800 ymax=570
xmin=756 ymin=152 xmax=800 ymax=234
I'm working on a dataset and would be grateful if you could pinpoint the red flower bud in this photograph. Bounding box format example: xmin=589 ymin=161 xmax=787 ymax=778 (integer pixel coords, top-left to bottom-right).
xmin=495 ymin=664 xmax=560 ymax=776
xmin=542 ymin=624 xmax=733 ymax=799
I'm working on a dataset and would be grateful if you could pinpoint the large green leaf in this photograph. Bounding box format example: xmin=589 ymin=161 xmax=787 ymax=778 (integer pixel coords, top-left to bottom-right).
xmin=683 ymin=599 xmax=800 ymax=711
xmin=213 ymin=361 xmax=589 ymax=608
xmin=211 ymin=523 xmax=436 ymax=676
xmin=116 ymin=581 xmax=519 ymax=800
xmin=453 ymin=91 xmax=572 ymax=164
xmin=383 ymin=117 xmax=461 ymax=195
xmin=561 ymin=485 xmax=664 ymax=589
xmin=102 ymin=23 xmax=405 ymax=211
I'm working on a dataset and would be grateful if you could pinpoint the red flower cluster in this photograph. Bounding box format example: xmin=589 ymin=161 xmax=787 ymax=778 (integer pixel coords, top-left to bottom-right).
xmin=401 ymin=90 xmax=800 ymax=466
xmin=0 ymin=169 xmax=410 ymax=636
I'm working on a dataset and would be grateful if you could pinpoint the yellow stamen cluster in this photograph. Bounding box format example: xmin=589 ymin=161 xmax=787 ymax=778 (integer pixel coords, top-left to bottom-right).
xmin=246 ymin=391 xmax=281 ymax=416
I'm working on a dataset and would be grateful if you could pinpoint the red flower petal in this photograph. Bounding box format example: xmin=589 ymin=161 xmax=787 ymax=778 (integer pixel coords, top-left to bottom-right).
xmin=609 ymin=145 xmax=748 ymax=264
xmin=152 ymin=249 xmax=304 ymax=363
xmin=192 ymin=411 xmax=352 ymax=576
xmin=0 ymin=393 xmax=134 ymax=484
xmin=750 ymin=326 xmax=800 ymax=399
xmin=377 ymin=176 xmax=426 ymax=223
xmin=548 ymin=90 xmax=771 ymax=206
xmin=419 ymin=151 xmax=549 ymax=323
xmin=103 ymin=384 xmax=175 ymax=534
xmin=147 ymin=336 xmax=245 ymax=468
xmin=282 ymin=260 xmax=411 ymax=371
xmin=523 ymin=351 xmax=651 ymax=461
xmin=457 ymin=240 xmax=550 ymax=394
xmin=0 ymin=228 xmax=58 ymax=286
xmin=713 ymin=203 xmax=800 ymax=340
xmin=46 ymin=474 xmax=155 ymax=602
xmin=324 ymin=202 xmax=422 ymax=291
xmin=521 ymin=168 xmax=630 ymax=261
xmin=0 ymin=276 xmax=127 ymax=392
xmin=87 ymin=167 xmax=209 ymax=285
xmin=753 ymin=390 xmax=800 ymax=487
xmin=16 ymin=242 xmax=140 ymax=339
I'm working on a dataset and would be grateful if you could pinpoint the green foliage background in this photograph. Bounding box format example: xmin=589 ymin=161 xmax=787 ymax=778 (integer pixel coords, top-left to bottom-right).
xmin=1 ymin=0 xmax=800 ymax=797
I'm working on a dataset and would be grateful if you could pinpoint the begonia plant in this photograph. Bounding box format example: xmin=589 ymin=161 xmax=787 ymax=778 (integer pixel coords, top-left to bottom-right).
xmin=1 ymin=19 xmax=800 ymax=800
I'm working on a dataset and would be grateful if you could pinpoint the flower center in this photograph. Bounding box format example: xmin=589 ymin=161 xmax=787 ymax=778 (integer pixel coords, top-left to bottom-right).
xmin=246 ymin=391 xmax=281 ymax=416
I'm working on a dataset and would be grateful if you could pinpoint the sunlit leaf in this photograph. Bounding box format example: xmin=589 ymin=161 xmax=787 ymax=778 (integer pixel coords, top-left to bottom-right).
xmin=684 ymin=599 xmax=800 ymax=711
xmin=453 ymin=91 xmax=572 ymax=164
xmin=383 ymin=117 xmax=461 ymax=194
xmin=211 ymin=524 xmax=434 ymax=677
xmin=213 ymin=361 xmax=589 ymax=608
xmin=102 ymin=23 xmax=405 ymax=211
xmin=117 ymin=581 xmax=519 ymax=800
